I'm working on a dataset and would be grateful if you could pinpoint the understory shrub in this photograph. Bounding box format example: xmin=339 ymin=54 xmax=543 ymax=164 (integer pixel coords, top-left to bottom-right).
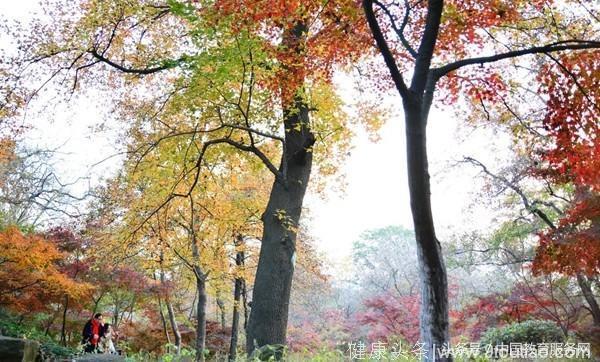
xmin=480 ymin=320 xmax=564 ymax=346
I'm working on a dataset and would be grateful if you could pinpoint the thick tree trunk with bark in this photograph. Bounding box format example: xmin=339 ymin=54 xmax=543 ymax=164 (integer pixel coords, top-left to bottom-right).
xmin=404 ymin=104 xmax=450 ymax=361
xmin=246 ymin=22 xmax=314 ymax=356
xmin=229 ymin=239 xmax=245 ymax=362
xmin=362 ymin=0 xmax=600 ymax=360
xmin=245 ymin=102 xmax=313 ymax=353
xmin=577 ymin=273 xmax=600 ymax=326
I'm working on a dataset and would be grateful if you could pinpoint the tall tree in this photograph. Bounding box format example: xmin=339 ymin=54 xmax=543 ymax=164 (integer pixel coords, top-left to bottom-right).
xmin=3 ymin=0 xmax=378 ymax=355
xmin=211 ymin=2 xmax=373 ymax=353
xmin=362 ymin=0 xmax=600 ymax=359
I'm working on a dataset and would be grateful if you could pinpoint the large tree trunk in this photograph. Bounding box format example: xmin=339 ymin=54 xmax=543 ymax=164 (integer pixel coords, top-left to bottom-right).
xmin=246 ymin=22 xmax=314 ymax=357
xmin=404 ymin=102 xmax=450 ymax=361
xmin=195 ymin=269 xmax=208 ymax=362
xmin=245 ymin=104 xmax=313 ymax=354
xmin=229 ymin=237 xmax=245 ymax=361
xmin=577 ymin=273 xmax=600 ymax=326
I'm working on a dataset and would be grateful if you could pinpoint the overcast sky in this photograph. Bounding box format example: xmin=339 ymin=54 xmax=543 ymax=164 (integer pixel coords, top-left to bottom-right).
xmin=1 ymin=1 xmax=515 ymax=272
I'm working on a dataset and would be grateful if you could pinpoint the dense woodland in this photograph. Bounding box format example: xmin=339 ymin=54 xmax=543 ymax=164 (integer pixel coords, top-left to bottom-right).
xmin=0 ymin=0 xmax=599 ymax=361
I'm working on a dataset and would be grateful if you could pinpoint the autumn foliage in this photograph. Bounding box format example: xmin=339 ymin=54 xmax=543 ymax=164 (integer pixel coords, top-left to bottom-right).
xmin=532 ymin=50 xmax=600 ymax=277
xmin=534 ymin=193 xmax=600 ymax=276
xmin=536 ymin=50 xmax=600 ymax=191
xmin=0 ymin=0 xmax=599 ymax=359
xmin=0 ymin=227 xmax=91 ymax=313
xmin=358 ymin=293 xmax=420 ymax=345
xmin=452 ymin=283 xmax=561 ymax=341
xmin=213 ymin=0 xmax=372 ymax=81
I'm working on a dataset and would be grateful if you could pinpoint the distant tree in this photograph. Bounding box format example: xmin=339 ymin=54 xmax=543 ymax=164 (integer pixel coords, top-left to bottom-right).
xmin=0 ymin=146 xmax=86 ymax=228
xmin=352 ymin=226 xmax=419 ymax=297
xmin=357 ymin=292 xmax=420 ymax=345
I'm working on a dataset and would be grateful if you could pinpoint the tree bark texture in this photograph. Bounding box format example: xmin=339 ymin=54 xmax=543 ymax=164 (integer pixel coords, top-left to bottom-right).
xmin=245 ymin=22 xmax=314 ymax=356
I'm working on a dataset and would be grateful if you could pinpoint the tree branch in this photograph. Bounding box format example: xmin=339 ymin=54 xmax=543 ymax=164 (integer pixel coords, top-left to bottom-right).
xmin=434 ymin=40 xmax=600 ymax=77
xmin=410 ymin=0 xmax=443 ymax=94
xmin=89 ymin=49 xmax=181 ymax=75
xmin=362 ymin=0 xmax=410 ymax=99
xmin=372 ymin=0 xmax=417 ymax=58
xmin=463 ymin=157 xmax=558 ymax=230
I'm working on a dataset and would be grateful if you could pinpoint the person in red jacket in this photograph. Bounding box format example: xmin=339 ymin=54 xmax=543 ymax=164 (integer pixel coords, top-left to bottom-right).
xmin=82 ymin=313 xmax=105 ymax=353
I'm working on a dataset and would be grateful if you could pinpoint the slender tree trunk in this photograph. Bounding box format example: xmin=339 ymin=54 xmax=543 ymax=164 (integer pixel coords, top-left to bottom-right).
xmin=158 ymin=296 xmax=172 ymax=345
xmin=186 ymin=198 xmax=209 ymax=362
xmin=242 ymin=278 xmax=248 ymax=329
xmin=404 ymin=104 xmax=450 ymax=361
xmin=577 ymin=273 xmax=600 ymax=326
xmin=229 ymin=279 xmax=243 ymax=362
xmin=92 ymin=293 xmax=104 ymax=315
xmin=189 ymin=289 xmax=198 ymax=320
xmin=60 ymin=295 xmax=69 ymax=346
xmin=125 ymin=295 xmax=136 ymax=324
xmin=229 ymin=237 xmax=245 ymax=361
xmin=160 ymin=251 xmax=182 ymax=354
xmin=44 ymin=311 xmax=58 ymax=336
xmin=246 ymin=22 xmax=313 ymax=357
xmin=195 ymin=268 xmax=208 ymax=362
xmin=166 ymin=296 xmax=182 ymax=354
xmin=217 ymin=297 xmax=226 ymax=329
xmin=113 ymin=300 xmax=120 ymax=328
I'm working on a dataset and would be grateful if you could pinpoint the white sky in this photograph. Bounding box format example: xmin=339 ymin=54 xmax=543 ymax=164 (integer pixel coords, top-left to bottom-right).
xmin=1 ymin=1 xmax=515 ymax=272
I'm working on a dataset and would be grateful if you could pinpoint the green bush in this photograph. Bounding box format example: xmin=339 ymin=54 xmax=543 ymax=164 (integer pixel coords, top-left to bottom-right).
xmin=250 ymin=344 xmax=287 ymax=361
xmin=480 ymin=320 xmax=564 ymax=346
xmin=0 ymin=310 xmax=78 ymax=360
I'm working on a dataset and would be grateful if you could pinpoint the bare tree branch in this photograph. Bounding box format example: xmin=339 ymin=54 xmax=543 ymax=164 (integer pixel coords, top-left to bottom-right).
xmin=89 ymin=49 xmax=182 ymax=75
xmin=434 ymin=40 xmax=600 ymax=77
xmin=372 ymin=0 xmax=417 ymax=58
xmin=362 ymin=0 xmax=410 ymax=99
